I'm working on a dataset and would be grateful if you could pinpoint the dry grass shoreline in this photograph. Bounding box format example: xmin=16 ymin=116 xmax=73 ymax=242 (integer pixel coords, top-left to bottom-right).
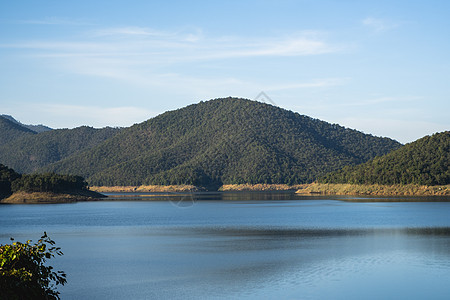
xmin=90 ymin=183 xmax=450 ymax=196
xmin=219 ymin=184 xmax=304 ymax=191
xmin=89 ymin=185 xmax=199 ymax=193
xmin=3 ymin=183 xmax=448 ymax=204
xmin=295 ymin=183 xmax=450 ymax=196
xmin=91 ymin=184 xmax=303 ymax=193
xmin=1 ymin=190 xmax=105 ymax=204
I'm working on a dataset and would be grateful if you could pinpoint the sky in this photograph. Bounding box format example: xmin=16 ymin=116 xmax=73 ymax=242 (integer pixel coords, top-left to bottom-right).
xmin=1 ymin=0 xmax=449 ymax=143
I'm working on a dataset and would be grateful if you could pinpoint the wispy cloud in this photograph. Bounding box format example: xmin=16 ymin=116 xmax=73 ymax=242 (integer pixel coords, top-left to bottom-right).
xmin=362 ymin=17 xmax=398 ymax=33
xmin=266 ymin=78 xmax=349 ymax=91
xmin=333 ymin=117 xmax=448 ymax=143
xmin=293 ymin=95 xmax=420 ymax=111
xmin=16 ymin=17 xmax=92 ymax=26
xmin=93 ymin=27 xmax=168 ymax=37
xmin=39 ymin=104 xmax=157 ymax=128
xmin=91 ymin=26 xmax=204 ymax=42
xmin=0 ymin=26 xmax=344 ymax=97
xmin=2 ymin=26 xmax=340 ymax=61
xmin=1 ymin=100 xmax=159 ymax=128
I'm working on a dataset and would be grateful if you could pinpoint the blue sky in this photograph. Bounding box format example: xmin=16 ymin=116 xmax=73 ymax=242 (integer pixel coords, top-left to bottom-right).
xmin=1 ymin=0 xmax=449 ymax=143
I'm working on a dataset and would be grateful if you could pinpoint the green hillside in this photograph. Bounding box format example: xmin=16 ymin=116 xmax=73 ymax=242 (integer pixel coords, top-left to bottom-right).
xmin=320 ymin=131 xmax=450 ymax=185
xmin=43 ymin=98 xmax=401 ymax=187
xmin=0 ymin=116 xmax=36 ymax=146
xmin=0 ymin=126 xmax=121 ymax=173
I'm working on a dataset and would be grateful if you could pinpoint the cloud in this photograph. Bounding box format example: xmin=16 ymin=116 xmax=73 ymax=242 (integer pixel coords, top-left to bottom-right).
xmin=293 ymin=95 xmax=420 ymax=111
xmin=93 ymin=27 xmax=168 ymax=37
xmin=266 ymin=78 xmax=349 ymax=91
xmin=0 ymin=26 xmax=345 ymax=99
xmin=16 ymin=17 xmax=91 ymax=26
xmin=289 ymin=93 xmax=443 ymax=144
xmin=362 ymin=17 xmax=398 ymax=33
xmin=332 ymin=117 xmax=448 ymax=144
xmin=35 ymin=104 xmax=157 ymax=128
xmin=91 ymin=26 xmax=204 ymax=42
xmin=2 ymin=27 xmax=339 ymax=61
xmin=201 ymin=33 xmax=338 ymax=59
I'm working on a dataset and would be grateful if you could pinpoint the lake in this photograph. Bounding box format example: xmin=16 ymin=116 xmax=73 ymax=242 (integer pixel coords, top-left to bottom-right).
xmin=2 ymin=192 xmax=450 ymax=299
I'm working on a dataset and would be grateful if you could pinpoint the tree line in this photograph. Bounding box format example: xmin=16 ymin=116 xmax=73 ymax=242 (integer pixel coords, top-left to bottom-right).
xmin=0 ymin=164 xmax=88 ymax=199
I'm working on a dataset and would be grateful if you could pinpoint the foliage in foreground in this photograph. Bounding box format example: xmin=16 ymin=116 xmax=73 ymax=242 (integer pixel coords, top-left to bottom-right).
xmin=0 ymin=232 xmax=66 ymax=300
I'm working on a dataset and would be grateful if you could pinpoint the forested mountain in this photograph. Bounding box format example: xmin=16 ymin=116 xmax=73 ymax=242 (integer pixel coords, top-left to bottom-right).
xmin=0 ymin=126 xmax=121 ymax=174
xmin=0 ymin=116 xmax=36 ymax=146
xmin=41 ymin=98 xmax=401 ymax=187
xmin=0 ymin=114 xmax=53 ymax=133
xmin=320 ymin=131 xmax=449 ymax=185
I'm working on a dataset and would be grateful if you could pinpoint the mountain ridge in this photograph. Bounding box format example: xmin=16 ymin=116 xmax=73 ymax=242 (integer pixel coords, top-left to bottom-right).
xmin=0 ymin=114 xmax=52 ymax=133
xmin=40 ymin=98 xmax=402 ymax=187
xmin=0 ymin=116 xmax=36 ymax=147
xmin=0 ymin=125 xmax=121 ymax=174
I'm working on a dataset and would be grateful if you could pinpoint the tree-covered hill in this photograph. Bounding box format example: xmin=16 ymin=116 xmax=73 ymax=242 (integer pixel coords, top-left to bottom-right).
xmin=0 ymin=116 xmax=36 ymax=146
xmin=320 ymin=131 xmax=449 ymax=185
xmin=0 ymin=163 xmax=102 ymax=202
xmin=0 ymin=126 xmax=121 ymax=173
xmin=42 ymin=98 xmax=401 ymax=187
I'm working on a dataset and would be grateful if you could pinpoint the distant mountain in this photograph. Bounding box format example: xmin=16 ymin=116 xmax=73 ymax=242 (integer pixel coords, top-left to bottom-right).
xmin=0 ymin=116 xmax=36 ymax=146
xmin=0 ymin=126 xmax=121 ymax=174
xmin=320 ymin=131 xmax=449 ymax=185
xmin=41 ymin=98 xmax=401 ymax=187
xmin=0 ymin=114 xmax=52 ymax=133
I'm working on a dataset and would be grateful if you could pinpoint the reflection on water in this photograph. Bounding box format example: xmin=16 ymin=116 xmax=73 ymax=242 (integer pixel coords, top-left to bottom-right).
xmin=106 ymin=191 xmax=450 ymax=203
xmin=1 ymin=193 xmax=450 ymax=299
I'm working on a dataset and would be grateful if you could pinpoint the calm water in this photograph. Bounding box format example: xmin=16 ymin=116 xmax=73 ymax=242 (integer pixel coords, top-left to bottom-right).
xmin=2 ymin=192 xmax=450 ymax=299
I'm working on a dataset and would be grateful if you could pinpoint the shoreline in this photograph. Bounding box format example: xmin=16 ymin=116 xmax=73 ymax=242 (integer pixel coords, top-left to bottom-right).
xmin=90 ymin=183 xmax=450 ymax=196
xmin=219 ymin=184 xmax=304 ymax=191
xmin=3 ymin=183 xmax=449 ymax=204
xmin=90 ymin=184 xmax=305 ymax=193
xmin=0 ymin=190 xmax=106 ymax=204
xmin=295 ymin=183 xmax=450 ymax=196
xmin=89 ymin=185 xmax=199 ymax=193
